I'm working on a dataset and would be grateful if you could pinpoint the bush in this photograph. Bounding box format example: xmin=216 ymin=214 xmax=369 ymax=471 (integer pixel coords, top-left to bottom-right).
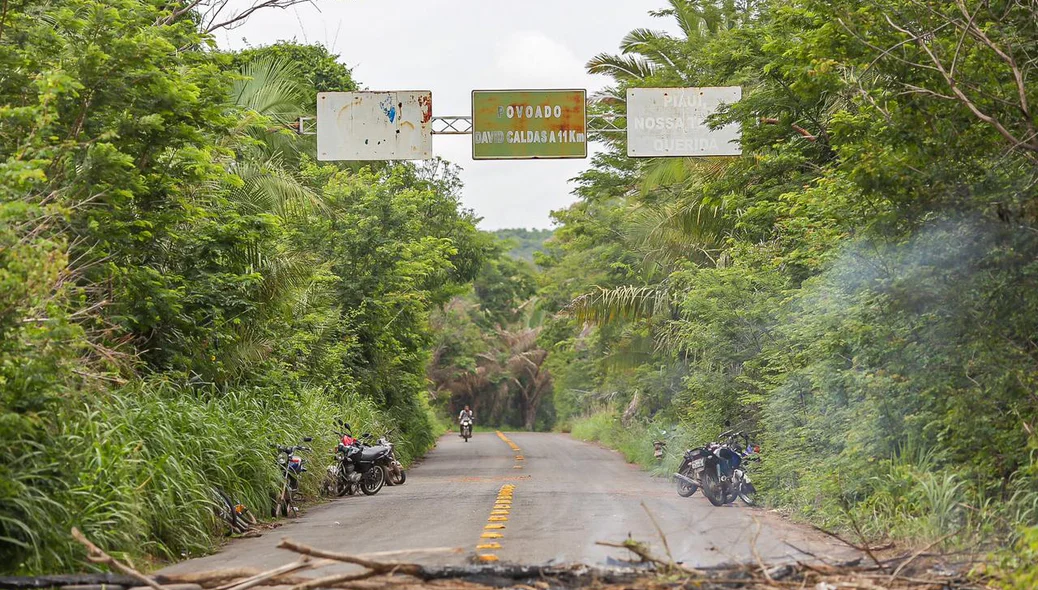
xmin=0 ymin=377 xmax=422 ymax=573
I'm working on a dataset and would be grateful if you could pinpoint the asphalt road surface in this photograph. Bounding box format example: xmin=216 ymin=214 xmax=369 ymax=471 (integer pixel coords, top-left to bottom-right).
xmin=162 ymin=432 xmax=848 ymax=574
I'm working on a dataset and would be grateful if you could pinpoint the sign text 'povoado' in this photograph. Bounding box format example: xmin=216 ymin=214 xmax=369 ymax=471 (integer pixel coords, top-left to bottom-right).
xmin=471 ymin=90 xmax=587 ymax=160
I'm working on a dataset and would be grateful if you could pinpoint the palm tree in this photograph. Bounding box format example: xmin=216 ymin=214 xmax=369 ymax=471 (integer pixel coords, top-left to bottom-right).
xmin=570 ymin=0 xmax=748 ymax=341
xmin=204 ymin=56 xmax=329 ymax=380
xmin=499 ymin=327 xmax=553 ymax=430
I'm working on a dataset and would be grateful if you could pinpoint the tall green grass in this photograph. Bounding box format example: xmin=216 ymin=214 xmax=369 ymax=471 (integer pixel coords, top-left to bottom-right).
xmin=569 ymin=408 xmax=684 ymax=477
xmin=0 ymin=377 xmax=431 ymax=573
xmin=569 ymin=408 xmax=1038 ymax=553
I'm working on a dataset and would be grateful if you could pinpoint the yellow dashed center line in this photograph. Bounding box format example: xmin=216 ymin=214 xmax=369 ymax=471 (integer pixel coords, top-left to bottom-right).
xmin=473 ymin=433 xmax=527 ymax=563
xmin=474 ymin=482 xmax=516 ymax=562
xmin=496 ymin=431 xmax=526 ymax=470
xmin=477 ymin=542 xmax=501 ymax=549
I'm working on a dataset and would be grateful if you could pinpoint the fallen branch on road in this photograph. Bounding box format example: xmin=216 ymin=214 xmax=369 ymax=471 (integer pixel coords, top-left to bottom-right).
xmin=0 ymin=530 xmax=992 ymax=590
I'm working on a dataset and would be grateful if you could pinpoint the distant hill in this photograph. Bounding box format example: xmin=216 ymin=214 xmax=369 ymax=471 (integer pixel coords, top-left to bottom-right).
xmin=493 ymin=228 xmax=554 ymax=262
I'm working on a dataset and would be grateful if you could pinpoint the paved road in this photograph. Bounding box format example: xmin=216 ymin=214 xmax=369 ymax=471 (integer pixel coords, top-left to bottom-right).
xmin=162 ymin=432 xmax=847 ymax=574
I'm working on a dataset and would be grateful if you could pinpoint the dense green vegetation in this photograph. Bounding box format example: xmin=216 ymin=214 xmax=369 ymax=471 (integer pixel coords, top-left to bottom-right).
xmin=529 ymin=0 xmax=1038 ymax=566
xmin=427 ymin=240 xmax=552 ymax=430
xmin=3 ymin=0 xmax=1037 ymax=581
xmin=0 ymin=1 xmax=496 ymax=573
xmin=492 ymin=228 xmax=554 ymax=262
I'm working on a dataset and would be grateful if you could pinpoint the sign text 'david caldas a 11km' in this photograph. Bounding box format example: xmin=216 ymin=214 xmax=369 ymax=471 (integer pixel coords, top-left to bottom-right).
xmin=471 ymin=90 xmax=587 ymax=160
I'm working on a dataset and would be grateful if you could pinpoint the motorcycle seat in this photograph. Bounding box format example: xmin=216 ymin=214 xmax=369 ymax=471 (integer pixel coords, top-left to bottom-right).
xmin=359 ymin=446 xmax=390 ymax=461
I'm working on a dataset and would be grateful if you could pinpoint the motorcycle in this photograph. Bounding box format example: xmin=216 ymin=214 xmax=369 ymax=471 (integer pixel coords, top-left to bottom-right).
xmin=325 ymin=420 xmax=389 ymax=497
xmin=274 ymin=436 xmax=312 ymax=517
xmin=376 ymin=430 xmax=406 ymax=486
xmin=460 ymin=417 xmax=473 ymax=442
xmin=729 ymin=435 xmax=760 ymax=506
xmin=698 ymin=430 xmax=760 ymax=506
xmin=674 ymin=445 xmax=712 ymax=498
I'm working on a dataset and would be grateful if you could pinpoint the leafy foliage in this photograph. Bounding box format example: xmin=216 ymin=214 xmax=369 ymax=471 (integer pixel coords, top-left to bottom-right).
xmin=491 ymin=228 xmax=554 ymax=263
xmin=0 ymin=1 xmax=487 ymax=573
xmin=541 ymin=0 xmax=1038 ymax=557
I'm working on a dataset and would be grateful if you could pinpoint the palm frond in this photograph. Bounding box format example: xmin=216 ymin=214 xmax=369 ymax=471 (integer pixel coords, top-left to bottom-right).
xmin=586 ymin=53 xmax=658 ymax=81
xmin=226 ymin=159 xmax=325 ymax=219
xmin=620 ymin=28 xmax=680 ymax=71
xmin=591 ymin=86 xmax=626 ymax=105
xmin=231 ymin=57 xmax=308 ymax=123
xmin=640 ymin=157 xmax=736 ymax=195
xmin=567 ymin=285 xmax=674 ymax=325
xmin=626 ymin=200 xmax=732 ymax=266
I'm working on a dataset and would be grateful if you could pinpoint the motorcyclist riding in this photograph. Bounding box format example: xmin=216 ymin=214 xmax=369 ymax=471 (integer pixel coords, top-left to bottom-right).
xmin=458 ymin=406 xmax=474 ymax=437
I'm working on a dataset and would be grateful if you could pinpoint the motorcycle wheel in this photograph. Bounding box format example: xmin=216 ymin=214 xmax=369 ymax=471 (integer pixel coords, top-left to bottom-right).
xmin=723 ymin=488 xmax=739 ymax=505
xmin=241 ymin=509 xmax=257 ymax=527
xmin=213 ymin=490 xmax=248 ymax=535
xmin=334 ymin=476 xmax=350 ymax=497
xmin=274 ymin=486 xmax=296 ymax=518
xmin=676 ymin=472 xmax=699 ymax=498
xmin=361 ymin=467 xmax=385 ymax=496
xmin=738 ymin=482 xmax=757 ymax=506
xmin=385 ymin=465 xmax=406 ymax=486
xmin=701 ymin=472 xmax=727 ymax=507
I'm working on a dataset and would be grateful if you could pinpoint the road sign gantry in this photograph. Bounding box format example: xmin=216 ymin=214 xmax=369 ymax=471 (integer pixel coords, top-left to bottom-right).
xmin=303 ymin=86 xmax=741 ymax=161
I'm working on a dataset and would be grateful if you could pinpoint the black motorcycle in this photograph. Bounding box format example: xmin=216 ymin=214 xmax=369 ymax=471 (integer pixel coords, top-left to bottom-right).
xmin=674 ymin=445 xmax=712 ymax=498
xmin=698 ymin=430 xmax=755 ymax=506
xmin=325 ymin=421 xmax=389 ymax=497
xmin=274 ymin=436 xmax=312 ymax=517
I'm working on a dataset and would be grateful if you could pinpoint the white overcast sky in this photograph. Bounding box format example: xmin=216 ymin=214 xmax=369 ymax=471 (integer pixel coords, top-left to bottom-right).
xmin=218 ymin=0 xmax=674 ymax=230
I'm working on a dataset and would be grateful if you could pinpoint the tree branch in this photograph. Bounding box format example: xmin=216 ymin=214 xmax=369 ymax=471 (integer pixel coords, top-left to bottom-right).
xmin=883 ymin=13 xmax=1038 ymax=154
xmin=71 ymin=528 xmax=164 ymax=590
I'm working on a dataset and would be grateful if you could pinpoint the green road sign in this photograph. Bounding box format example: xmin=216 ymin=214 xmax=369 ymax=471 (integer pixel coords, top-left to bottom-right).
xmin=471 ymin=90 xmax=587 ymax=160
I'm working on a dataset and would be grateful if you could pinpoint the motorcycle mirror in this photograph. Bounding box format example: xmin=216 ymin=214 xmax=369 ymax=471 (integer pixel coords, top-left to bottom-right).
xmin=343 ymin=422 xmax=352 ymax=431
xmin=724 ymin=419 xmax=732 ymax=427
xmin=362 ymin=433 xmax=371 ymax=438
xmin=303 ymin=436 xmax=313 ymax=442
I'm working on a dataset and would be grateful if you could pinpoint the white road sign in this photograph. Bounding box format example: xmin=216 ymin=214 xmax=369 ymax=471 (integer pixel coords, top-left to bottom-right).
xmin=317 ymin=91 xmax=433 ymax=161
xmin=626 ymin=87 xmax=742 ymax=157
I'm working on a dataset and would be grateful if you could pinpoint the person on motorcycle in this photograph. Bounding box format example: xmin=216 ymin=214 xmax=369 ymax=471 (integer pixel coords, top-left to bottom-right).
xmin=458 ymin=406 xmax=474 ymax=436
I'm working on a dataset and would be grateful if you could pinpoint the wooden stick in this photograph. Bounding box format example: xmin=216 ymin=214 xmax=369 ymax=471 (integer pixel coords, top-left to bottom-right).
xmin=888 ymin=529 xmax=961 ymax=583
xmin=288 ymin=570 xmax=378 ymax=590
xmin=353 ymin=547 xmax=463 ymax=560
xmin=71 ymin=528 xmax=164 ymax=590
xmin=158 ymin=569 xmax=261 ymax=586
xmin=218 ymin=557 xmax=314 ymax=590
xmin=277 ymin=538 xmax=423 ymax=576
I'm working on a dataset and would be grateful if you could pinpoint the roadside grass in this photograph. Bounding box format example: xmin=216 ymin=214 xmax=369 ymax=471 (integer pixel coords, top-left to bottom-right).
xmin=567 ymin=408 xmax=1038 ymax=562
xmin=1 ymin=377 xmax=436 ymax=574
xmin=569 ymin=410 xmax=683 ymax=478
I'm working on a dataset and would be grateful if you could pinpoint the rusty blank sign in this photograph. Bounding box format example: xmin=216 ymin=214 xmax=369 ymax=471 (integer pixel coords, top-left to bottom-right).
xmin=317 ymin=91 xmax=433 ymax=161
xmin=471 ymin=90 xmax=587 ymax=160
xmin=626 ymin=87 xmax=742 ymax=157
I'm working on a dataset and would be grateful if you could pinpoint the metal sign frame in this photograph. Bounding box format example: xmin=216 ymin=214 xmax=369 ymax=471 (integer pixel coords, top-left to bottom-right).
xmin=295 ymin=88 xmax=732 ymax=161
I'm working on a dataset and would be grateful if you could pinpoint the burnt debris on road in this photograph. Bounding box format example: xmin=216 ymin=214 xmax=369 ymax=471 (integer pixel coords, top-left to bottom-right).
xmin=1 ymin=528 xmax=988 ymax=590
